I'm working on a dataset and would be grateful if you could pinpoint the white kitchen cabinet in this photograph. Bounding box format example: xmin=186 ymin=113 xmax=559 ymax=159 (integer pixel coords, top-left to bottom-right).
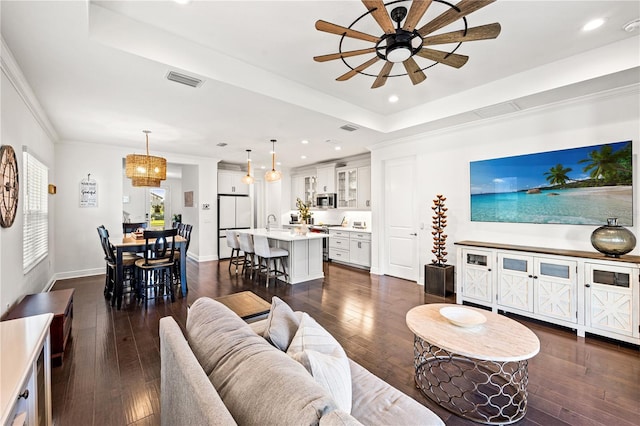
xmin=304 ymin=175 xmax=316 ymax=206
xmin=218 ymin=170 xmax=249 ymax=195
xmin=456 ymin=241 xmax=639 ymax=345
xmin=329 ymin=229 xmax=371 ymax=269
xmin=291 ymin=174 xmax=316 ymax=208
xmin=349 ymin=232 xmax=371 ymax=267
xmin=1 ymin=314 xmax=53 ymax=426
xmin=356 ymin=165 xmax=371 ymax=209
xmin=316 ymin=165 xmax=335 ymax=194
xmin=458 ymin=248 xmax=494 ymax=304
xmin=291 ymin=175 xmax=305 ymax=208
xmin=585 ymin=263 xmax=635 ymax=337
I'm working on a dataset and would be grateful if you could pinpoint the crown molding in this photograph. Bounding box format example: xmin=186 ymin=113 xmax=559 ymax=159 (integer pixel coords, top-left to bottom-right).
xmin=1 ymin=37 xmax=59 ymax=143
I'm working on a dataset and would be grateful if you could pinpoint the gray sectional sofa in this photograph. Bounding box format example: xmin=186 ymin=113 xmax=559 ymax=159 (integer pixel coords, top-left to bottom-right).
xmin=160 ymin=296 xmax=444 ymax=425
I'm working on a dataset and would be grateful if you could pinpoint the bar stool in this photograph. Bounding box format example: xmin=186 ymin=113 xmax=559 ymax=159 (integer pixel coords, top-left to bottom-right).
xmin=237 ymin=232 xmax=258 ymax=279
xmin=253 ymin=234 xmax=288 ymax=287
xmin=226 ymin=230 xmax=244 ymax=273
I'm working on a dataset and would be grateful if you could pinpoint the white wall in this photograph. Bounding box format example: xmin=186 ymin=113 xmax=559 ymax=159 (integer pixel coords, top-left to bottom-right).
xmin=54 ymin=141 xmax=220 ymax=276
xmin=371 ymin=86 xmax=640 ymax=283
xmin=1 ymin=55 xmax=56 ymax=315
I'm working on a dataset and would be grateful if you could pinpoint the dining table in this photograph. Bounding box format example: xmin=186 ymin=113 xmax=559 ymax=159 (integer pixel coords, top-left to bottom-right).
xmin=110 ymin=233 xmax=188 ymax=309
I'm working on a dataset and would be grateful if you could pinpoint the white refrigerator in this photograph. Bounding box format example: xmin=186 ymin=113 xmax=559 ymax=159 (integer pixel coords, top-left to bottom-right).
xmin=218 ymin=195 xmax=252 ymax=259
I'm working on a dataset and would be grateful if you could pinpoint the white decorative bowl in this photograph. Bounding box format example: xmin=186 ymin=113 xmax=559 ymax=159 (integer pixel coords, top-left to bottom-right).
xmin=439 ymin=306 xmax=486 ymax=328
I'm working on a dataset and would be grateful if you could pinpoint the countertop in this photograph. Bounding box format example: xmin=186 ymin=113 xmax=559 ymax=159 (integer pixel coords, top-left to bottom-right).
xmin=239 ymin=228 xmax=329 ymax=241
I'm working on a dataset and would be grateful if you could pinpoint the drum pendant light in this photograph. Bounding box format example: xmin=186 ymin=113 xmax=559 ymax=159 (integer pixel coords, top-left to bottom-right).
xmin=241 ymin=149 xmax=255 ymax=184
xmin=264 ymin=139 xmax=282 ymax=182
xmin=125 ymin=130 xmax=167 ymax=187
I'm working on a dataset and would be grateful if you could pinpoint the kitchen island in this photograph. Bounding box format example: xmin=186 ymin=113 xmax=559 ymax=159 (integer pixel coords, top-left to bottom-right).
xmin=238 ymin=228 xmax=328 ymax=284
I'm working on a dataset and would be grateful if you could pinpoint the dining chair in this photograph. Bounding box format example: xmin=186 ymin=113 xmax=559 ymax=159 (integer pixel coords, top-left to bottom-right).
xmin=252 ymin=234 xmax=288 ymax=287
xmin=97 ymin=225 xmax=138 ymax=306
xmin=135 ymin=228 xmax=178 ymax=308
xmin=226 ymin=230 xmax=244 ymax=274
xmin=172 ymin=224 xmax=193 ymax=287
xmin=237 ymin=232 xmax=258 ymax=279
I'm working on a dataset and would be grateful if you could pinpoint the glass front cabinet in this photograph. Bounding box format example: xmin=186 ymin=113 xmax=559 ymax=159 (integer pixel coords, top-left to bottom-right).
xmin=456 ymin=242 xmax=639 ymax=345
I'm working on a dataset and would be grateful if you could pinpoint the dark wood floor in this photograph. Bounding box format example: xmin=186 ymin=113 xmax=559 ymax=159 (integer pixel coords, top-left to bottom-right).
xmin=50 ymin=260 xmax=639 ymax=425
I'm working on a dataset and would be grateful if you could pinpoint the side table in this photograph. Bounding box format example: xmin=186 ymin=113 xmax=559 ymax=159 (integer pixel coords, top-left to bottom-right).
xmin=406 ymin=303 xmax=540 ymax=425
xmin=214 ymin=291 xmax=271 ymax=322
xmin=4 ymin=289 xmax=74 ymax=365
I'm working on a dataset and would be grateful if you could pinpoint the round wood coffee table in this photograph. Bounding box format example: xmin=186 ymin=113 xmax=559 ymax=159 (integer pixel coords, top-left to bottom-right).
xmin=406 ymin=304 xmax=540 ymax=425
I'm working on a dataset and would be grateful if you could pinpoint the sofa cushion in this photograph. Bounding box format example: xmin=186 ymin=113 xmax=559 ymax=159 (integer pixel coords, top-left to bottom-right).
xmin=263 ymin=296 xmax=301 ymax=350
xmin=186 ymin=297 xmax=338 ymax=426
xmin=287 ymin=313 xmax=352 ymax=413
xmin=349 ymin=359 xmax=445 ymax=426
xmin=319 ymin=410 xmax=364 ymax=426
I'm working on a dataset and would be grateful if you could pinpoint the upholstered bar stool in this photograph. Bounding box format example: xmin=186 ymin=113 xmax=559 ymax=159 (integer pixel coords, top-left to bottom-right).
xmin=237 ymin=232 xmax=258 ymax=279
xmin=226 ymin=230 xmax=245 ymax=274
xmin=252 ymin=234 xmax=288 ymax=287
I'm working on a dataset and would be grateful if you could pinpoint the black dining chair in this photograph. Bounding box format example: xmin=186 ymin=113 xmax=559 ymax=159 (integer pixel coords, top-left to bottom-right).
xmin=173 ymin=224 xmax=193 ymax=289
xmin=97 ymin=225 xmax=138 ymax=306
xmin=135 ymin=228 xmax=178 ymax=307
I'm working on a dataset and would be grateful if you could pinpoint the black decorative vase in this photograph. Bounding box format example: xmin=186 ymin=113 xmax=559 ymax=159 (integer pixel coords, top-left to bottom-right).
xmin=590 ymin=218 xmax=636 ymax=258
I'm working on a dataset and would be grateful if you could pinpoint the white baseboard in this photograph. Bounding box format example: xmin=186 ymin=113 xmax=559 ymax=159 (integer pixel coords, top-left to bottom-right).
xmin=54 ymin=268 xmax=104 ymax=281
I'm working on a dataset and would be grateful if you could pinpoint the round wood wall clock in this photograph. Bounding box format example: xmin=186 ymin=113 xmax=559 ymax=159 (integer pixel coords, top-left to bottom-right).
xmin=0 ymin=145 xmax=19 ymax=228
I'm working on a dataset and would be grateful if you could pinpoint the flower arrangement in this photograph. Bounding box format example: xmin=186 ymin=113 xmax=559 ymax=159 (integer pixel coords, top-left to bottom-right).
xmin=296 ymin=198 xmax=313 ymax=223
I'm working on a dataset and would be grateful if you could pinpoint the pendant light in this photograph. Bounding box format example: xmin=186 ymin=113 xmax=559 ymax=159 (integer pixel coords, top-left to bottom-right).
xmin=125 ymin=130 xmax=167 ymax=187
xmin=241 ymin=149 xmax=255 ymax=184
xmin=264 ymin=139 xmax=282 ymax=182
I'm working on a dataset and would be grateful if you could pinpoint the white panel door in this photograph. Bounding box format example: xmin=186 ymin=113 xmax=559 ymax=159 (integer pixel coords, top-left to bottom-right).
xmin=384 ymin=157 xmax=417 ymax=281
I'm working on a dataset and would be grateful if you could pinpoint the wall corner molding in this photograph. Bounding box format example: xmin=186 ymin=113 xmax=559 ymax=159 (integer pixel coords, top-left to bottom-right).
xmin=1 ymin=37 xmax=59 ymax=143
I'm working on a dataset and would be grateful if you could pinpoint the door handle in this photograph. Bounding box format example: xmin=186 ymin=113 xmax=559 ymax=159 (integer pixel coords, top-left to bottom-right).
xmin=410 ymin=233 xmax=417 ymax=236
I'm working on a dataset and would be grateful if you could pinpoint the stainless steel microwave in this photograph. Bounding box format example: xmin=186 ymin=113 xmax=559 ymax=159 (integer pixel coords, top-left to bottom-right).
xmin=316 ymin=193 xmax=337 ymax=208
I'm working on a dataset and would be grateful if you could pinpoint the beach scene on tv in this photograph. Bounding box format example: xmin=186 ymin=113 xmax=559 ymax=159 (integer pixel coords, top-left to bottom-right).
xmin=470 ymin=141 xmax=632 ymax=225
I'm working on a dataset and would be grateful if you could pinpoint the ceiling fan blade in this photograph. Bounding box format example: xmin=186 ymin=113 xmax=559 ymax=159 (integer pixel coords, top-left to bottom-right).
xmin=402 ymin=57 xmax=427 ymax=85
xmin=314 ymin=48 xmax=378 ymax=63
xmin=422 ymin=23 xmax=501 ymax=45
xmin=371 ymin=62 xmax=394 ymax=89
xmin=403 ymin=0 xmax=433 ymax=31
xmin=415 ymin=48 xmax=469 ymax=68
xmin=362 ymin=0 xmax=395 ymax=35
xmin=315 ymin=20 xmax=380 ymax=43
xmin=417 ymin=0 xmax=496 ymax=37
xmin=336 ymin=56 xmax=381 ymax=81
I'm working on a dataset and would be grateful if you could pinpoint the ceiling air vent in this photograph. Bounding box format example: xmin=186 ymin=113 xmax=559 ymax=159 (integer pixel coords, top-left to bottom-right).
xmin=216 ymin=142 xmax=228 ymax=147
xmin=166 ymin=71 xmax=204 ymax=88
xmin=340 ymin=124 xmax=359 ymax=132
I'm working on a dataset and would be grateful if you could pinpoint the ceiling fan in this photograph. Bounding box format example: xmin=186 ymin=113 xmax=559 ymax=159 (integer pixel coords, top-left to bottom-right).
xmin=314 ymin=0 xmax=501 ymax=88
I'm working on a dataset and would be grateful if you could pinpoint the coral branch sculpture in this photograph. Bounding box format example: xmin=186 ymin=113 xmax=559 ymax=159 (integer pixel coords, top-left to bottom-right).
xmin=431 ymin=194 xmax=448 ymax=266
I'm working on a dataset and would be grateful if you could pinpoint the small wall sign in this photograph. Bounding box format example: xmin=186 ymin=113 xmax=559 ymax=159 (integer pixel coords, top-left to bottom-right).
xmin=80 ymin=174 xmax=98 ymax=207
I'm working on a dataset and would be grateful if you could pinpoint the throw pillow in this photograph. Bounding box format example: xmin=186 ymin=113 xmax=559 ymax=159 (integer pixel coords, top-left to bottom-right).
xmin=263 ymin=296 xmax=301 ymax=351
xmin=287 ymin=313 xmax=352 ymax=413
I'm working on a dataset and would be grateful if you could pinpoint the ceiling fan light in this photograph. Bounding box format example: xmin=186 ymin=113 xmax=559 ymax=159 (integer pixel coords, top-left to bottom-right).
xmin=386 ymin=44 xmax=412 ymax=63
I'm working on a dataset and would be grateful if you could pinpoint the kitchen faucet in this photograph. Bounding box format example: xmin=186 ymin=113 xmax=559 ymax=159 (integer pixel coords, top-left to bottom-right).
xmin=266 ymin=214 xmax=276 ymax=231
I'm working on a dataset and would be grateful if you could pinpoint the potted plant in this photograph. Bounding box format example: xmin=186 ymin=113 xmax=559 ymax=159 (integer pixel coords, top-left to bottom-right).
xmin=425 ymin=194 xmax=454 ymax=296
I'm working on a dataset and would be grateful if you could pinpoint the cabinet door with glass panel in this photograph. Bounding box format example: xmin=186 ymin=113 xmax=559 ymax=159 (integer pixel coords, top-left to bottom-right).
xmin=497 ymin=253 xmax=534 ymax=312
xmin=533 ymin=257 xmax=577 ymax=323
xmin=585 ymin=263 xmax=637 ymax=337
xmin=460 ymin=249 xmax=494 ymax=304
xmin=337 ymin=168 xmax=357 ymax=208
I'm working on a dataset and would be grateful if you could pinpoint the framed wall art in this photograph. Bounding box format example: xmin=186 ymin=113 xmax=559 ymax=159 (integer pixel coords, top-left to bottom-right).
xmin=470 ymin=141 xmax=632 ymax=225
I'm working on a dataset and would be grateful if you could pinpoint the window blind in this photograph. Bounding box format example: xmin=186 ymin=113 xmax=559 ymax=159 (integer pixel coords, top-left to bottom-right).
xmin=23 ymin=150 xmax=48 ymax=273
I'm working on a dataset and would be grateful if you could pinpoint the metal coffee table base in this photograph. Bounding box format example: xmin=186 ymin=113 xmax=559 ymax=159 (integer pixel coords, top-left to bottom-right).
xmin=413 ymin=335 xmax=530 ymax=425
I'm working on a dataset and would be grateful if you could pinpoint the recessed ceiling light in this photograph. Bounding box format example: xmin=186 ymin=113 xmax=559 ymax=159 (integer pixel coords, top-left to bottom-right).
xmin=260 ymin=165 xmax=266 ymax=170
xmin=276 ymin=162 xmax=281 ymax=166
xmin=335 ymin=146 xmax=341 ymax=151
xmin=301 ymin=140 xmax=309 ymax=144
xmin=301 ymin=155 xmax=307 ymax=159
xmin=173 ymin=0 xmax=191 ymax=5
xmin=583 ymin=18 xmax=605 ymax=31
xmin=388 ymin=95 xmax=399 ymax=103
xmin=623 ymin=18 xmax=640 ymax=32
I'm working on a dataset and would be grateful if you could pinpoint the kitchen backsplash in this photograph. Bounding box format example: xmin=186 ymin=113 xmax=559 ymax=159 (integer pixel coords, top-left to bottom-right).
xmin=286 ymin=209 xmax=372 ymax=229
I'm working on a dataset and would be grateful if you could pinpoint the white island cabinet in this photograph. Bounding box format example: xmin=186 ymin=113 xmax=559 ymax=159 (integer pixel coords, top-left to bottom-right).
xmin=1 ymin=313 xmax=53 ymax=426
xmin=456 ymin=241 xmax=640 ymax=345
xmin=240 ymin=229 xmax=328 ymax=284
